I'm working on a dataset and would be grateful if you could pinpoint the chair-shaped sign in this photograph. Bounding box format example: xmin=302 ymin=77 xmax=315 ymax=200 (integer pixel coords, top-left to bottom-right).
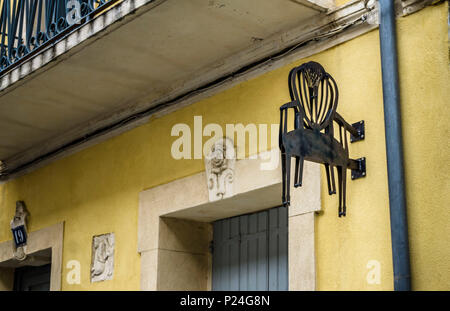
xmin=279 ymin=61 xmax=366 ymax=217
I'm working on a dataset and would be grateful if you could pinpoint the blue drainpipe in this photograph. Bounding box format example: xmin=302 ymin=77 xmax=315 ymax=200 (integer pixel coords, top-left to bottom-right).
xmin=378 ymin=0 xmax=411 ymax=291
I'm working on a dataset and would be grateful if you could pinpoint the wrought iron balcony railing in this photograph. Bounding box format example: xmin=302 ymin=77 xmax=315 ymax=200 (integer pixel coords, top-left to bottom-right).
xmin=0 ymin=0 xmax=120 ymax=75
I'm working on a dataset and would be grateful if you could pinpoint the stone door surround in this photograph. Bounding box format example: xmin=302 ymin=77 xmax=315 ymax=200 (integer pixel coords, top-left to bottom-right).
xmin=138 ymin=149 xmax=321 ymax=291
xmin=0 ymin=222 xmax=64 ymax=291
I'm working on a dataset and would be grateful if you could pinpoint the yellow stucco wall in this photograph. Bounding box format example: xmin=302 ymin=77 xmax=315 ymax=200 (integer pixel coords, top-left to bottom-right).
xmin=317 ymin=3 xmax=450 ymax=290
xmin=0 ymin=3 xmax=448 ymax=290
xmin=314 ymin=26 xmax=392 ymax=291
xmin=397 ymin=3 xmax=450 ymax=289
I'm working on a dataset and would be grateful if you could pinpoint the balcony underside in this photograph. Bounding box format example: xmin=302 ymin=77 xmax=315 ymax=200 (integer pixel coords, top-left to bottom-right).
xmin=0 ymin=0 xmax=333 ymax=176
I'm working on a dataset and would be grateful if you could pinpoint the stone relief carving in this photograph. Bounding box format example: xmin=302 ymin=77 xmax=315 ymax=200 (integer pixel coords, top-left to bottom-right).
xmin=10 ymin=201 xmax=29 ymax=261
xmin=91 ymin=233 xmax=115 ymax=282
xmin=205 ymin=137 xmax=236 ymax=201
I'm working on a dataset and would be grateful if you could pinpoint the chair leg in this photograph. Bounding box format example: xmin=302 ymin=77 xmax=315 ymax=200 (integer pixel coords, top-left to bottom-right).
xmin=281 ymin=152 xmax=286 ymax=206
xmin=325 ymin=164 xmax=332 ymax=195
xmin=285 ymin=153 xmax=291 ymax=206
xmin=294 ymin=156 xmax=304 ymax=187
xmin=330 ymin=164 xmax=337 ymax=195
xmin=342 ymin=167 xmax=347 ymax=216
xmin=337 ymin=166 xmax=343 ymax=217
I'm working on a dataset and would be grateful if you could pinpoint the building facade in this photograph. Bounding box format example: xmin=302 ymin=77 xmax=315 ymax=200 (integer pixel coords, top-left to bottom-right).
xmin=0 ymin=0 xmax=448 ymax=291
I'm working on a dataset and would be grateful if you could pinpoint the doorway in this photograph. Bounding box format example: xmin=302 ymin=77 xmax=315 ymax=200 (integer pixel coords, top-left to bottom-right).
xmin=212 ymin=206 xmax=288 ymax=291
xmin=13 ymin=264 xmax=51 ymax=291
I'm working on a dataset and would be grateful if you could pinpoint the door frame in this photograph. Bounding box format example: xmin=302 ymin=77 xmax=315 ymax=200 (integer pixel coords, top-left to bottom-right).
xmin=0 ymin=222 xmax=64 ymax=291
xmin=138 ymin=148 xmax=321 ymax=291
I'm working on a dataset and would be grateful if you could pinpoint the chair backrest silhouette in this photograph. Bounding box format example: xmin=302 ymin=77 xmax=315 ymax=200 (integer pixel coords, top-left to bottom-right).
xmin=288 ymin=61 xmax=338 ymax=132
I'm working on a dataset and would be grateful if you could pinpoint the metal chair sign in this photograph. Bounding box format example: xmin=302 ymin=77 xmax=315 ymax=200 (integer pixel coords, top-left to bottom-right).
xmin=279 ymin=62 xmax=366 ymax=217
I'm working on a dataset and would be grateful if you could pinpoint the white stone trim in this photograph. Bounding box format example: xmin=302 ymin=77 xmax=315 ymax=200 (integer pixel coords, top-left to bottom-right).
xmin=293 ymin=0 xmax=336 ymax=12
xmin=0 ymin=222 xmax=64 ymax=291
xmin=289 ymin=212 xmax=316 ymax=291
xmin=138 ymin=149 xmax=321 ymax=290
xmin=400 ymin=0 xmax=439 ymax=16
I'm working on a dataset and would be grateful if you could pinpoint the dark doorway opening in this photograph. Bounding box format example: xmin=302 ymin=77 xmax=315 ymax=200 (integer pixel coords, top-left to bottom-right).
xmin=13 ymin=263 xmax=51 ymax=291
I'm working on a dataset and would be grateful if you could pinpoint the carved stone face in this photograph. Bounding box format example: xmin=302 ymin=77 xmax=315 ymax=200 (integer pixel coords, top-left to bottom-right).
xmin=15 ymin=201 xmax=26 ymax=218
xmin=12 ymin=201 xmax=27 ymax=226
xmin=205 ymin=137 xmax=236 ymax=202
xmin=210 ymin=141 xmax=227 ymax=173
